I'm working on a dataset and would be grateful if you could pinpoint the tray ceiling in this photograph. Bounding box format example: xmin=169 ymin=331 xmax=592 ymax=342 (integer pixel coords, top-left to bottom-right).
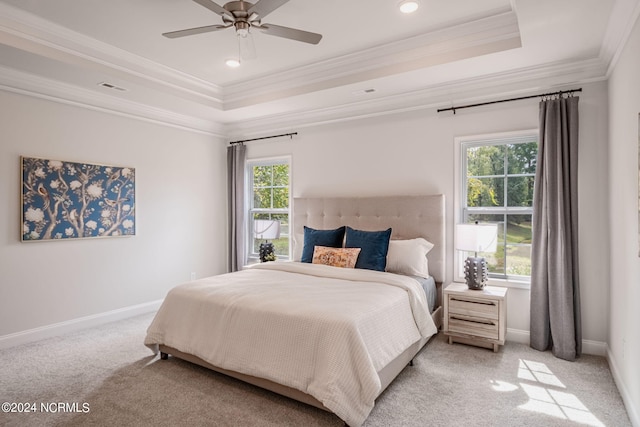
xmin=0 ymin=0 xmax=636 ymax=136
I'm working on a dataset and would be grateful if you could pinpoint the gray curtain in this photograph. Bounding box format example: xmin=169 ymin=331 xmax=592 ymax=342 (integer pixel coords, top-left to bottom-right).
xmin=227 ymin=143 xmax=246 ymax=272
xmin=530 ymin=95 xmax=581 ymax=361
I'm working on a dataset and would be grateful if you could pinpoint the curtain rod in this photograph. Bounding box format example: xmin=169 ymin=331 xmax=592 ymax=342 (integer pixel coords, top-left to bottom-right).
xmin=437 ymin=88 xmax=582 ymax=114
xmin=229 ymin=132 xmax=297 ymax=145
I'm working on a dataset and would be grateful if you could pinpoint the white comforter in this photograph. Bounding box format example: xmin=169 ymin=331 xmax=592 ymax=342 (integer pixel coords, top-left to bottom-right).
xmin=145 ymin=262 xmax=437 ymax=427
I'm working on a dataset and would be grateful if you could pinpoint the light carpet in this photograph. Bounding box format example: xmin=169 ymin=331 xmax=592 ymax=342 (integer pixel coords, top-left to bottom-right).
xmin=0 ymin=313 xmax=631 ymax=427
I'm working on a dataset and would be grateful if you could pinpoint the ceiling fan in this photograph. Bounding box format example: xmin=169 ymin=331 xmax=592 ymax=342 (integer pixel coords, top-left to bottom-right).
xmin=163 ymin=0 xmax=322 ymax=61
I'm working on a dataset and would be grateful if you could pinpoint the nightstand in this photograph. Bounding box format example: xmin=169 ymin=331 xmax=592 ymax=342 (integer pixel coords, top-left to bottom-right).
xmin=443 ymin=282 xmax=508 ymax=352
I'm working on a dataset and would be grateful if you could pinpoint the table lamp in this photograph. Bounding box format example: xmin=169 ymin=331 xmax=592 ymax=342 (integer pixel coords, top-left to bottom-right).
xmin=456 ymin=222 xmax=498 ymax=289
xmin=254 ymin=219 xmax=281 ymax=262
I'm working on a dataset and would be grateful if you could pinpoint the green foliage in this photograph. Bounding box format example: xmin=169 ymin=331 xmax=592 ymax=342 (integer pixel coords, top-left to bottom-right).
xmin=466 ymin=142 xmax=537 ymax=208
xmin=506 ymin=221 xmax=532 ymax=244
xmin=251 ymin=163 xmax=290 ymax=257
xmin=253 ymin=164 xmax=289 ymax=209
xmin=465 ymin=140 xmax=537 ymax=278
xmin=467 ymin=177 xmax=499 ymax=207
xmin=467 ymin=144 xmax=504 ymax=176
xmin=508 ymin=142 xmax=537 ymax=174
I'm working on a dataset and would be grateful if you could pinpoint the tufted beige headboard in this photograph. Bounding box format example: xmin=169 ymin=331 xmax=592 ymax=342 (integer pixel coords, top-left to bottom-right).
xmin=292 ymin=195 xmax=445 ymax=284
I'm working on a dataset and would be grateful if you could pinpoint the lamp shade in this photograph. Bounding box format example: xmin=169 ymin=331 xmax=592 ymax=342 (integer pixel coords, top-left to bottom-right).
xmin=456 ymin=223 xmax=498 ymax=253
xmin=254 ymin=219 xmax=281 ymax=240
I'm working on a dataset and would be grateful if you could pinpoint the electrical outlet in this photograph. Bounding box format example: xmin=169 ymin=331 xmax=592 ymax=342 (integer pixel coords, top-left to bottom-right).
xmin=190 ymin=272 xmax=196 ymax=281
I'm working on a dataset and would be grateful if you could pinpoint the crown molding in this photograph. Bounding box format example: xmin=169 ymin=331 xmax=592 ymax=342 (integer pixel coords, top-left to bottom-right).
xmin=1 ymin=50 xmax=607 ymax=140
xmin=0 ymin=2 xmax=224 ymax=108
xmin=0 ymin=2 xmax=617 ymax=139
xmin=225 ymin=57 xmax=608 ymax=136
xmin=223 ymin=8 xmax=521 ymax=109
xmin=0 ymin=3 xmax=521 ymax=111
xmin=0 ymin=64 xmax=226 ymax=137
xmin=600 ymin=0 xmax=640 ymax=76
xmin=0 ymin=1 xmax=632 ymax=121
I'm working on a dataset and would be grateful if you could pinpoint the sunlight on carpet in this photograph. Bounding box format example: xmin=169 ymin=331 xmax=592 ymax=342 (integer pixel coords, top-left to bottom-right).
xmin=489 ymin=359 xmax=605 ymax=427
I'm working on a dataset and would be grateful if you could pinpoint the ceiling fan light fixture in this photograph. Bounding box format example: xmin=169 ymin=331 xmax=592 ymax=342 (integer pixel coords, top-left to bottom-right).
xmin=237 ymin=29 xmax=257 ymax=60
xmin=235 ymin=21 xmax=250 ymax=38
xmin=163 ymin=0 xmax=324 ymax=57
xmin=399 ymin=0 xmax=420 ymax=14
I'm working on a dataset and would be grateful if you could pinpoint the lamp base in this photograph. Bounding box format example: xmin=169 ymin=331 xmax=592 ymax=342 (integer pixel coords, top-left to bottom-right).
xmin=464 ymin=256 xmax=489 ymax=290
xmin=259 ymin=242 xmax=275 ymax=263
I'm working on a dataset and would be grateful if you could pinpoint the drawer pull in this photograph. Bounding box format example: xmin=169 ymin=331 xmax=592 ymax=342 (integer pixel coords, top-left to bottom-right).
xmin=450 ymin=297 xmax=496 ymax=306
xmin=451 ymin=316 xmax=496 ymax=326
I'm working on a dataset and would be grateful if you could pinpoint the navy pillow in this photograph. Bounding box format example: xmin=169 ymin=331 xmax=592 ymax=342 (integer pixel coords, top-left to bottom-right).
xmin=301 ymin=226 xmax=346 ymax=263
xmin=345 ymin=227 xmax=392 ymax=271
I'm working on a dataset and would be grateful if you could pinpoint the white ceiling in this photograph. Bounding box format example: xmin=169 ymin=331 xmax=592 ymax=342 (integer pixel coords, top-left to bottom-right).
xmin=0 ymin=0 xmax=638 ymax=137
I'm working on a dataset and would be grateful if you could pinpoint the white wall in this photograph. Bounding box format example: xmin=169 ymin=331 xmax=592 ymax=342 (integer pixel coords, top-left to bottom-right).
xmin=246 ymin=80 xmax=610 ymax=350
xmin=0 ymin=90 xmax=227 ymax=339
xmin=608 ymin=12 xmax=640 ymax=426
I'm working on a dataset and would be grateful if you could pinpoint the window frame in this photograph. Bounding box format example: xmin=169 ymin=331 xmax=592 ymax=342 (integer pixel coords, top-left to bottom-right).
xmin=454 ymin=130 xmax=538 ymax=289
xmin=246 ymin=156 xmax=292 ymax=263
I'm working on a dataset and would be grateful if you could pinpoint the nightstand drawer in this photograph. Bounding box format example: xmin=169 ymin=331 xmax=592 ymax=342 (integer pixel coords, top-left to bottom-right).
xmin=448 ymin=313 xmax=499 ymax=340
xmin=448 ymin=296 xmax=499 ymax=320
xmin=443 ymin=283 xmax=507 ymax=352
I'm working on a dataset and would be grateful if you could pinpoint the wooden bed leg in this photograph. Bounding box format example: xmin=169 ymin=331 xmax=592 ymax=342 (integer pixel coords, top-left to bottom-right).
xmin=160 ymin=352 xmax=168 ymax=360
xmin=409 ymin=359 xmax=414 ymax=367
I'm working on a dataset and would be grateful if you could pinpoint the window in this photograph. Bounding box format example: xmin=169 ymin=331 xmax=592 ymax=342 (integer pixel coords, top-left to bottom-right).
xmin=247 ymin=158 xmax=290 ymax=261
xmin=457 ymin=132 xmax=538 ymax=284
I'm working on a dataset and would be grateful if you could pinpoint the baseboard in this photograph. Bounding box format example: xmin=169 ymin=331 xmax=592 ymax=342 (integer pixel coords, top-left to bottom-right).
xmin=506 ymin=328 xmax=530 ymax=344
xmin=582 ymin=338 xmax=607 ymax=357
xmin=607 ymin=346 xmax=640 ymax=427
xmin=0 ymin=299 xmax=163 ymax=350
xmin=506 ymin=328 xmax=607 ymax=356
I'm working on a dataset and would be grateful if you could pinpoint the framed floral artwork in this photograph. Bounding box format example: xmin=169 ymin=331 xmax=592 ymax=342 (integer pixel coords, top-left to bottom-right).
xmin=21 ymin=156 xmax=135 ymax=241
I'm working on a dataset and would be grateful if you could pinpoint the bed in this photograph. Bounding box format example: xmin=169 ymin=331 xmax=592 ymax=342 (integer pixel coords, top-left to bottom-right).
xmin=145 ymin=194 xmax=445 ymax=427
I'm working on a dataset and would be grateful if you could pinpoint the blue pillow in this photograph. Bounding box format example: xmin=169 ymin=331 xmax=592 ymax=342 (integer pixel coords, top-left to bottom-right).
xmin=301 ymin=226 xmax=346 ymax=263
xmin=345 ymin=227 xmax=392 ymax=271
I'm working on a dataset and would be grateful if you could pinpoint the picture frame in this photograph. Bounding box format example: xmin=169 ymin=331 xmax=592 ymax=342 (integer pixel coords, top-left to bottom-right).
xmin=21 ymin=156 xmax=135 ymax=241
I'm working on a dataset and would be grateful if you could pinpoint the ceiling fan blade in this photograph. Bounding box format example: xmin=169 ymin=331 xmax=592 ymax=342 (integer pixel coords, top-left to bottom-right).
xmin=257 ymin=23 xmax=322 ymax=44
xmin=247 ymin=0 xmax=289 ymax=19
xmin=163 ymin=24 xmax=229 ymax=39
xmin=192 ymin=0 xmax=234 ymax=21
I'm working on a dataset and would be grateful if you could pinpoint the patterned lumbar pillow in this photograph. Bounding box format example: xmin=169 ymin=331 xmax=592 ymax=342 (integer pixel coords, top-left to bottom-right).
xmin=312 ymin=246 xmax=361 ymax=268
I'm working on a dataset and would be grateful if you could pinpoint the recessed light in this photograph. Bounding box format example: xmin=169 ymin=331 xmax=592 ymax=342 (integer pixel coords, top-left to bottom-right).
xmin=97 ymin=82 xmax=128 ymax=92
xmin=225 ymin=58 xmax=241 ymax=68
xmin=399 ymin=0 xmax=419 ymax=14
xmin=351 ymin=88 xmax=377 ymax=96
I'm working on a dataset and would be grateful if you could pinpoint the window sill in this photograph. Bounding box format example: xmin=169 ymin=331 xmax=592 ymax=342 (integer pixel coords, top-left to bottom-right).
xmin=246 ymin=257 xmax=290 ymax=265
xmin=452 ymin=277 xmax=530 ymax=290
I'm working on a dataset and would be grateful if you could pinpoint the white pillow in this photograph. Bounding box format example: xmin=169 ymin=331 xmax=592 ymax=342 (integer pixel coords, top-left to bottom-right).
xmin=385 ymin=238 xmax=434 ymax=278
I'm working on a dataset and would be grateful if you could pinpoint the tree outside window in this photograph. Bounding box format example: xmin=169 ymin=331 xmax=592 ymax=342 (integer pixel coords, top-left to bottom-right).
xmin=248 ymin=159 xmax=290 ymax=260
xmin=462 ymin=135 xmax=538 ymax=280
